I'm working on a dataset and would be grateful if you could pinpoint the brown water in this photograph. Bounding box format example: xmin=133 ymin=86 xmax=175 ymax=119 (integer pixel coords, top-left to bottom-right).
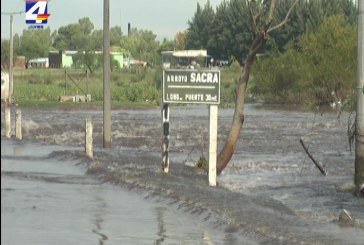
xmin=1 ymin=103 xmax=364 ymax=244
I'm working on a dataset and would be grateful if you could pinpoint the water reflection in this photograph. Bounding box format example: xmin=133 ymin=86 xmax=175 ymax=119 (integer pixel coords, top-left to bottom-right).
xmin=91 ymin=192 xmax=108 ymax=245
xmin=154 ymin=207 xmax=167 ymax=244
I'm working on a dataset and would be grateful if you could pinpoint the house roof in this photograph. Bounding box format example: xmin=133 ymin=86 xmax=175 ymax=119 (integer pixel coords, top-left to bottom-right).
xmin=162 ymin=50 xmax=208 ymax=57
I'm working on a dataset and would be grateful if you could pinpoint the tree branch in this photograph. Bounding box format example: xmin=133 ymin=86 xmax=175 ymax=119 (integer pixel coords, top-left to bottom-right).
xmin=299 ymin=138 xmax=327 ymax=176
xmin=248 ymin=0 xmax=259 ymax=37
xmin=265 ymin=0 xmax=276 ymax=31
xmin=250 ymin=34 xmax=265 ymax=55
xmin=267 ymin=0 xmax=299 ymax=33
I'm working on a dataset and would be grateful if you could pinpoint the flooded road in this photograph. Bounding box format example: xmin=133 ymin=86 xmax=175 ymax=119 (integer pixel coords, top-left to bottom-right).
xmin=2 ymin=140 xmax=248 ymax=244
xmin=1 ymin=103 xmax=364 ymax=244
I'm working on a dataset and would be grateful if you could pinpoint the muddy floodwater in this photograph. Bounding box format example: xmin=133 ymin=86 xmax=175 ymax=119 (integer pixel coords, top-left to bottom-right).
xmin=1 ymin=103 xmax=364 ymax=244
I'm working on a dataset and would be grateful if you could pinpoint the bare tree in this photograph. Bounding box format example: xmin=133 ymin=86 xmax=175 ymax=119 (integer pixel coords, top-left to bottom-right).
xmin=217 ymin=0 xmax=298 ymax=174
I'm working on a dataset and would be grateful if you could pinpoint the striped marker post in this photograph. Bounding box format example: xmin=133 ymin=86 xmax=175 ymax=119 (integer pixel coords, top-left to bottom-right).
xmin=162 ymin=104 xmax=170 ymax=173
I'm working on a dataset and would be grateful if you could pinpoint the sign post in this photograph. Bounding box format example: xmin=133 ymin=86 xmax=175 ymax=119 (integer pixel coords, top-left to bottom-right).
xmin=162 ymin=69 xmax=220 ymax=186
xmin=209 ymin=104 xmax=218 ymax=186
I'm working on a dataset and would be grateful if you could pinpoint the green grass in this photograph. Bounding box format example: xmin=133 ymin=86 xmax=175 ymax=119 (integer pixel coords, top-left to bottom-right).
xmin=10 ymin=66 xmax=242 ymax=108
xmin=12 ymin=67 xmax=161 ymax=106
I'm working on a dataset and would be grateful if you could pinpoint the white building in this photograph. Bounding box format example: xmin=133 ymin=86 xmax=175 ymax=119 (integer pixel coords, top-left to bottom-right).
xmin=27 ymin=57 xmax=49 ymax=68
xmin=161 ymin=50 xmax=210 ymax=69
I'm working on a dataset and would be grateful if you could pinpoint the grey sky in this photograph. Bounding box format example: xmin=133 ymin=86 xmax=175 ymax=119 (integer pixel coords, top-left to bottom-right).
xmin=1 ymin=0 xmax=223 ymax=40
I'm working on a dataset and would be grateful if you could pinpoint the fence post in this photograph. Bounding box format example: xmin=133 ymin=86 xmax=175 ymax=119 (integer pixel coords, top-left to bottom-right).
xmin=5 ymin=105 xmax=11 ymax=138
xmin=64 ymin=69 xmax=67 ymax=96
xmin=85 ymin=118 xmax=93 ymax=158
xmin=15 ymin=109 xmax=22 ymax=140
xmin=162 ymin=104 xmax=169 ymax=173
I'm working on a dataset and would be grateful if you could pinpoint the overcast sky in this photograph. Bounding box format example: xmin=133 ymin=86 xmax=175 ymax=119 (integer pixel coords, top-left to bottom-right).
xmin=1 ymin=0 xmax=223 ymax=40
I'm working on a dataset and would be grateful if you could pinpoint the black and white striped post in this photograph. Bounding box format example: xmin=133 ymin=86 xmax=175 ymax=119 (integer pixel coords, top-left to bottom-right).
xmin=162 ymin=103 xmax=170 ymax=173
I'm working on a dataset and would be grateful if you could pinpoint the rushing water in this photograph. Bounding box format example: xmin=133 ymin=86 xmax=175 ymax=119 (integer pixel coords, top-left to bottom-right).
xmin=1 ymin=103 xmax=363 ymax=244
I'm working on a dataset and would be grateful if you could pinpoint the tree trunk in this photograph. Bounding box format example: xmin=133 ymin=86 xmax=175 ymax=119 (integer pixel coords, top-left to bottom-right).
xmin=217 ymin=34 xmax=266 ymax=175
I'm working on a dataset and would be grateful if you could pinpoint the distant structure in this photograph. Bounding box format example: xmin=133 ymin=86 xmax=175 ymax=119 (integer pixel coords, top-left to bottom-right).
xmin=48 ymin=51 xmax=124 ymax=69
xmin=27 ymin=57 xmax=49 ymax=68
xmin=161 ymin=50 xmax=211 ymax=69
xmin=14 ymin=56 xmax=26 ymax=68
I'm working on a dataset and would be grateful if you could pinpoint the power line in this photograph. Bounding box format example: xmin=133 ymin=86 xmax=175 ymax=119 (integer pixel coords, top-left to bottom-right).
xmin=1 ymin=11 xmax=24 ymax=15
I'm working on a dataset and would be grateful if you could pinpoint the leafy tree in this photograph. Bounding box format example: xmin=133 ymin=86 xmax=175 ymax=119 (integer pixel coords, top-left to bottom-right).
xmin=186 ymin=1 xmax=215 ymax=50
xmin=186 ymin=0 xmax=357 ymax=64
xmin=208 ymin=0 xmax=232 ymax=60
xmin=251 ymin=13 xmax=356 ymax=107
xmin=72 ymin=28 xmax=103 ymax=73
xmin=53 ymin=23 xmax=82 ymax=50
xmin=252 ymin=47 xmax=311 ymax=103
xmin=52 ymin=18 xmax=124 ymax=72
xmin=53 ymin=17 xmax=94 ymax=51
xmin=299 ymin=14 xmax=356 ymax=105
xmin=78 ymin=17 xmax=94 ymax=35
xmin=17 ymin=27 xmax=52 ymax=60
xmin=120 ymin=27 xmax=159 ymax=66
xmin=174 ymin=31 xmax=187 ymax=50
xmin=110 ymin=26 xmax=123 ymax=47
xmin=13 ymin=34 xmax=21 ymax=57
xmin=267 ymin=0 xmax=310 ymax=51
xmin=159 ymin=38 xmax=175 ymax=52
xmin=89 ymin=29 xmax=103 ymax=51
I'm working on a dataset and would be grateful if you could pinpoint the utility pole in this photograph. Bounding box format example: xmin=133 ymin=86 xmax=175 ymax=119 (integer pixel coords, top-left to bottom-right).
xmin=9 ymin=14 xmax=13 ymax=104
xmin=355 ymin=0 xmax=364 ymax=188
xmin=103 ymin=0 xmax=111 ymax=148
xmin=1 ymin=11 xmax=23 ymax=104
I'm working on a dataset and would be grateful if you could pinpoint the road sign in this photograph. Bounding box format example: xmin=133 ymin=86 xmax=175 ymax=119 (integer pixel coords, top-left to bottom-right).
xmin=162 ymin=69 xmax=220 ymax=104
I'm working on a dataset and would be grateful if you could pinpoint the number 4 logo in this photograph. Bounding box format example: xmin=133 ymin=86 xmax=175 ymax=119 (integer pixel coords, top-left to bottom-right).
xmin=26 ymin=0 xmax=50 ymax=24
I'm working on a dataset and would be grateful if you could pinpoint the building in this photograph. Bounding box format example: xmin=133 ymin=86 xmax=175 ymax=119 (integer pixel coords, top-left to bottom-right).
xmin=14 ymin=56 xmax=26 ymax=68
xmin=161 ymin=50 xmax=211 ymax=69
xmin=48 ymin=50 xmax=124 ymax=69
xmin=27 ymin=57 xmax=49 ymax=68
xmin=123 ymin=56 xmax=147 ymax=68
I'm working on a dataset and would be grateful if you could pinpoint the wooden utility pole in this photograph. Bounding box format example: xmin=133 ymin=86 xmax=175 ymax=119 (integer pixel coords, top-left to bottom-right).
xmin=1 ymin=11 xmax=23 ymax=103
xmin=2 ymin=11 xmax=23 ymax=139
xmin=9 ymin=14 xmax=13 ymax=104
xmin=103 ymin=0 xmax=111 ymax=148
xmin=355 ymin=0 xmax=364 ymax=187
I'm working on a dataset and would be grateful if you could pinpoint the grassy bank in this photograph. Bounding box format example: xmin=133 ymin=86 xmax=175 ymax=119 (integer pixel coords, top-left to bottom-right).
xmin=11 ymin=67 xmax=161 ymax=107
xmin=10 ymin=66 xmax=242 ymax=108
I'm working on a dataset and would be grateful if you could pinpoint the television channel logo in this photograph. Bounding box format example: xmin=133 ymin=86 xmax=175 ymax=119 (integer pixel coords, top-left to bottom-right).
xmin=25 ymin=0 xmax=50 ymax=27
